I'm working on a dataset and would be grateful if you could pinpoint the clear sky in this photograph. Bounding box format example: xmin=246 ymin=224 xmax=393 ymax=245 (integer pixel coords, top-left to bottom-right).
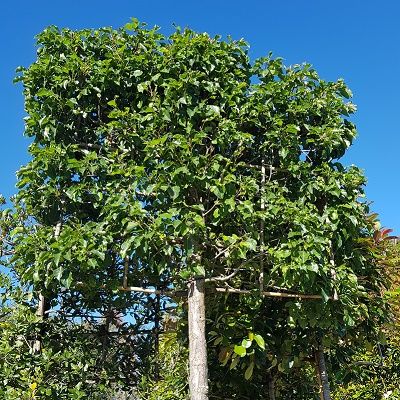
xmin=0 ymin=0 xmax=399 ymax=232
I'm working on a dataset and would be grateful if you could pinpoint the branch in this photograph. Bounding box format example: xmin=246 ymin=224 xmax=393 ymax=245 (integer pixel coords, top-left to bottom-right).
xmin=206 ymin=253 xmax=264 ymax=283
xmin=202 ymin=202 xmax=218 ymax=218
xmin=205 ymin=267 xmax=242 ymax=283
xmin=214 ymin=242 xmax=237 ymax=260
xmin=77 ymin=142 xmax=118 ymax=152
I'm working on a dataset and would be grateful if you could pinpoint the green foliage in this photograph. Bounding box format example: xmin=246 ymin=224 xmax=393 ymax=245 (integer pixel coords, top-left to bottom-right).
xmin=332 ymin=341 xmax=400 ymax=400
xmin=0 ymin=276 xmax=150 ymax=399
xmin=12 ymin=19 xmax=369 ymax=301
xmin=136 ymin=333 xmax=188 ymax=400
xmin=0 ymin=16 xmax=391 ymax=398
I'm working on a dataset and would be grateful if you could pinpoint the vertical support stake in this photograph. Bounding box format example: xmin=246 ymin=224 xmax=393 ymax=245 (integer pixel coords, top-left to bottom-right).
xmin=259 ymin=155 xmax=266 ymax=293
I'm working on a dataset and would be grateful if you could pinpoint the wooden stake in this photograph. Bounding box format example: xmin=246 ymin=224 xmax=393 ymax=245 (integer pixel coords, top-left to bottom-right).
xmin=154 ymin=291 xmax=160 ymax=381
xmin=259 ymin=154 xmax=266 ymax=293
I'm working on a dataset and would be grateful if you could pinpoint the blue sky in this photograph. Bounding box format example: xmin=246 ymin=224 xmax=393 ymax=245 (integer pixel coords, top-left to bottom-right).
xmin=0 ymin=0 xmax=399 ymax=232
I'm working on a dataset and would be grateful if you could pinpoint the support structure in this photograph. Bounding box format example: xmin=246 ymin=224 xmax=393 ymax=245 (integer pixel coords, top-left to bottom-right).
xmin=259 ymin=154 xmax=266 ymax=293
xmin=120 ymin=285 xmax=330 ymax=300
xmin=117 ymin=237 xmax=336 ymax=400
xmin=154 ymin=291 xmax=160 ymax=381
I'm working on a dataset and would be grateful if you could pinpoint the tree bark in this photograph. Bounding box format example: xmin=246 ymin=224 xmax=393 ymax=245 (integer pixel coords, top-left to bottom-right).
xmin=315 ymin=344 xmax=331 ymax=400
xmin=267 ymin=372 xmax=276 ymax=400
xmin=188 ymin=277 xmax=208 ymax=400
xmin=33 ymin=221 xmax=62 ymax=354
xmin=32 ymin=293 xmax=46 ymax=353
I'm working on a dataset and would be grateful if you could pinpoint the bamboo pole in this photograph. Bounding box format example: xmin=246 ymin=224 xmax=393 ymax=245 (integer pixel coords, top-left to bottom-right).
xmin=119 ymin=285 xmax=330 ymax=300
xmin=259 ymin=154 xmax=266 ymax=293
xmin=154 ymin=291 xmax=160 ymax=381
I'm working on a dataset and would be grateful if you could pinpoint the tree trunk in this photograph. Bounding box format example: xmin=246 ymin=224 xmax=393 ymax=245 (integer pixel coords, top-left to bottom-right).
xmin=33 ymin=221 xmax=62 ymax=354
xmin=267 ymin=372 xmax=276 ymax=400
xmin=32 ymin=293 xmax=46 ymax=353
xmin=315 ymin=344 xmax=331 ymax=400
xmin=188 ymin=277 xmax=208 ymax=400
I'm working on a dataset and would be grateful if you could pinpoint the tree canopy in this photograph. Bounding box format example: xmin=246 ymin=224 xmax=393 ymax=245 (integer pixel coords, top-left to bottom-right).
xmin=0 ymin=18 xmax=393 ymax=400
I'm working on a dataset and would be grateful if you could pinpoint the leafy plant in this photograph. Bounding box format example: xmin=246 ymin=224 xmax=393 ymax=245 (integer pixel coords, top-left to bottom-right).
xmin=0 ymin=17 xmax=392 ymax=399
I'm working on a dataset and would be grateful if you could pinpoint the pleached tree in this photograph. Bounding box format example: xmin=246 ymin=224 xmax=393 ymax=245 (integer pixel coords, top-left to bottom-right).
xmin=1 ymin=18 xmax=389 ymax=399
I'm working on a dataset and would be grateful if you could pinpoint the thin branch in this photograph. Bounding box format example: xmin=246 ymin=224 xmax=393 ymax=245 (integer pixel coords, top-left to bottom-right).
xmin=214 ymin=242 xmax=237 ymax=260
xmin=202 ymin=202 xmax=218 ymax=218
xmin=77 ymin=142 xmax=118 ymax=152
xmin=205 ymin=254 xmax=263 ymax=283
xmin=240 ymin=163 xmax=281 ymax=171
xmin=205 ymin=267 xmax=242 ymax=283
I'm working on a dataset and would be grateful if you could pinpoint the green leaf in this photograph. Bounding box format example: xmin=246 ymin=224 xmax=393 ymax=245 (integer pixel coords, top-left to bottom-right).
xmin=88 ymin=258 xmax=97 ymax=268
xmin=169 ymin=186 xmax=180 ymax=200
xmin=321 ymin=288 xmax=329 ymax=303
xmin=54 ymin=252 xmax=62 ymax=267
xmin=242 ymin=339 xmax=252 ymax=349
xmin=125 ymin=18 xmax=139 ymax=30
xmin=193 ymin=265 xmax=205 ymax=277
xmin=53 ymin=266 xmax=63 ymax=281
xmin=244 ymin=362 xmax=254 ymax=380
xmin=234 ymin=345 xmax=246 ymax=357
xmin=254 ymin=334 xmax=265 ymax=350
xmin=61 ymin=272 xmax=73 ymax=289
xmin=33 ymin=271 xmax=40 ymax=282
xmin=36 ymin=88 xmax=53 ymax=97
xmin=10 ymin=226 xmax=24 ymax=236
xmin=120 ymin=237 xmax=135 ymax=258
xmin=286 ymin=124 xmax=299 ymax=134
xmin=146 ymin=135 xmax=168 ymax=147
xmin=230 ymin=356 xmax=240 ymax=370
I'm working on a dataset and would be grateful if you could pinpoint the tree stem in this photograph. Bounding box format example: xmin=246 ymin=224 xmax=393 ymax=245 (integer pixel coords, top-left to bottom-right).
xmin=315 ymin=344 xmax=331 ymax=400
xmin=268 ymin=372 xmax=276 ymax=400
xmin=188 ymin=277 xmax=208 ymax=400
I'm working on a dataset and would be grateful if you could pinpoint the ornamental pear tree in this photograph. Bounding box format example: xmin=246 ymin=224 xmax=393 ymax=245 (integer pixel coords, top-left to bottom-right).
xmin=1 ymin=17 xmax=390 ymax=399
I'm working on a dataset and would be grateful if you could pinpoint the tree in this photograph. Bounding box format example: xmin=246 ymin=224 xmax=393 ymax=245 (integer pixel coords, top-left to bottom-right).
xmin=1 ymin=17 xmax=390 ymax=399
xmin=331 ymin=229 xmax=400 ymax=400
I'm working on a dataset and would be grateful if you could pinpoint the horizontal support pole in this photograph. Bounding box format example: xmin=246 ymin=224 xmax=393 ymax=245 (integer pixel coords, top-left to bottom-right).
xmin=214 ymin=287 xmax=328 ymax=300
xmin=119 ymin=285 xmax=330 ymax=300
